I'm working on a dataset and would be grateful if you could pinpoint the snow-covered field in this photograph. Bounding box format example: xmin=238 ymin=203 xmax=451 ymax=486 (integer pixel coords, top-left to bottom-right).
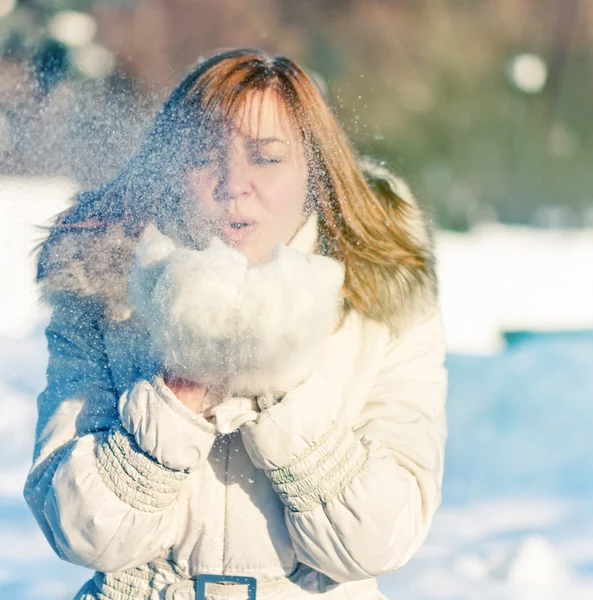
xmin=1 ymin=177 xmax=592 ymax=599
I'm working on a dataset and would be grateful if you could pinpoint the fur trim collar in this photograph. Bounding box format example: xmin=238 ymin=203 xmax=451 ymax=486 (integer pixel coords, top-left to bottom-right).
xmin=357 ymin=157 xmax=440 ymax=336
xmin=37 ymin=160 xmax=439 ymax=334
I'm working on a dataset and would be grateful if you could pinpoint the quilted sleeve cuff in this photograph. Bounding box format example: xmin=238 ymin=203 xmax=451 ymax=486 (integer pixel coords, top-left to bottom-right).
xmin=96 ymin=422 xmax=188 ymax=512
xmin=239 ymin=371 xmax=370 ymax=512
xmin=264 ymin=416 xmax=369 ymax=512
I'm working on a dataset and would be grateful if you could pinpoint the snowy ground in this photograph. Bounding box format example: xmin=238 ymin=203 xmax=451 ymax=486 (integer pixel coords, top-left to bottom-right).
xmin=1 ymin=177 xmax=592 ymax=599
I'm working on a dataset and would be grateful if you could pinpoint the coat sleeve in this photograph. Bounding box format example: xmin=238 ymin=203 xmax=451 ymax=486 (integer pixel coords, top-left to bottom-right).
xmin=239 ymin=306 xmax=448 ymax=583
xmin=23 ymin=296 xmax=218 ymax=573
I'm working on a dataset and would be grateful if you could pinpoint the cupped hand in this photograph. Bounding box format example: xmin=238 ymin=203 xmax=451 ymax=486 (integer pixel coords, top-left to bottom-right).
xmin=162 ymin=370 xmax=215 ymax=420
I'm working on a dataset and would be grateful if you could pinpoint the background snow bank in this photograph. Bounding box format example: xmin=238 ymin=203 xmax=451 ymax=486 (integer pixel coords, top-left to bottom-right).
xmin=437 ymin=225 xmax=593 ymax=355
xmin=1 ymin=177 xmax=591 ymax=598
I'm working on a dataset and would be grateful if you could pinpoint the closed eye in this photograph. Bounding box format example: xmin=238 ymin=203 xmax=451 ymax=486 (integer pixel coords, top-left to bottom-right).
xmin=194 ymin=157 xmax=214 ymax=168
xmin=251 ymin=155 xmax=283 ymax=165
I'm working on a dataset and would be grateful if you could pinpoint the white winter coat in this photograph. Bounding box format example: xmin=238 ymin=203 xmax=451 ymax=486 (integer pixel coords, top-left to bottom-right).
xmin=24 ymin=166 xmax=448 ymax=600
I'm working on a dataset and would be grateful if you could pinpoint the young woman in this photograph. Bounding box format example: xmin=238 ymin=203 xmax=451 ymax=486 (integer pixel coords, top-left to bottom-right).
xmin=24 ymin=48 xmax=448 ymax=600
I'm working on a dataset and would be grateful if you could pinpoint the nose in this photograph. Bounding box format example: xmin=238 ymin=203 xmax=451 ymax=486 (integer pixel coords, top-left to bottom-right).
xmin=212 ymin=151 xmax=252 ymax=203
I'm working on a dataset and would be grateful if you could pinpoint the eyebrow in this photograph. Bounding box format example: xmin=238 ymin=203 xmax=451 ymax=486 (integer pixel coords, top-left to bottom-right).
xmin=245 ymin=137 xmax=290 ymax=146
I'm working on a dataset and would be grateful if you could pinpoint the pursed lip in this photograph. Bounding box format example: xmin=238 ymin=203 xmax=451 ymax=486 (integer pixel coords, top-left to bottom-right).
xmin=221 ymin=216 xmax=259 ymax=244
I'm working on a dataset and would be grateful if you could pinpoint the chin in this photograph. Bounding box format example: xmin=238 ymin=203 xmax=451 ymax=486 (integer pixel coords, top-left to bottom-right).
xmin=236 ymin=244 xmax=273 ymax=266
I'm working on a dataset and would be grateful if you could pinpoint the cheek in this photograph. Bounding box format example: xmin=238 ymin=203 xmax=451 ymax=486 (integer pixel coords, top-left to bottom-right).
xmin=186 ymin=171 xmax=218 ymax=212
xmin=259 ymin=168 xmax=308 ymax=218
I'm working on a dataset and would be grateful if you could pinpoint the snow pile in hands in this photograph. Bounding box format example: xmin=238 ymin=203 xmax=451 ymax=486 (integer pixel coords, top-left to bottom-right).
xmin=129 ymin=224 xmax=345 ymax=396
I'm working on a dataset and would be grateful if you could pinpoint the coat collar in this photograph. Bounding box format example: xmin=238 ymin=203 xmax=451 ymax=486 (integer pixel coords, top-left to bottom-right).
xmin=37 ymin=212 xmax=321 ymax=323
xmin=286 ymin=210 xmax=318 ymax=255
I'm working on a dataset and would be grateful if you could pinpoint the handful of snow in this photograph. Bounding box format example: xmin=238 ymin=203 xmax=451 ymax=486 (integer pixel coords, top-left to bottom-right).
xmin=129 ymin=224 xmax=345 ymax=395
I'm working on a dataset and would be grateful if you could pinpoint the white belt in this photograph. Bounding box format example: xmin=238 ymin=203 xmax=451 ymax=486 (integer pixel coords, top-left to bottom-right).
xmin=91 ymin=560 xmax=325 ymax=600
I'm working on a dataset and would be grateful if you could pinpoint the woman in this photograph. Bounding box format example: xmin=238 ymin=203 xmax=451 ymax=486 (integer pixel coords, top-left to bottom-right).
xmin=24 ymin=48 xmax=448 ymax=600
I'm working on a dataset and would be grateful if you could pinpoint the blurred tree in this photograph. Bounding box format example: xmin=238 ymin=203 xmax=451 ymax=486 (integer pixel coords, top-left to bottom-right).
xmin=1 ymin=0 xmax=592 ymax=230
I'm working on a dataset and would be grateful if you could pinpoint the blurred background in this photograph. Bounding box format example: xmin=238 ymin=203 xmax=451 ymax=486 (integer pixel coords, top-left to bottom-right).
xmin=0 ymin=1 xmax=592 ymax=599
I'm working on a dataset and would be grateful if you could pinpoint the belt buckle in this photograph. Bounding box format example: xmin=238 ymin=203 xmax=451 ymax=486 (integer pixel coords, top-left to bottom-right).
xmin=195 ymin=574 xmax=257 ymax=599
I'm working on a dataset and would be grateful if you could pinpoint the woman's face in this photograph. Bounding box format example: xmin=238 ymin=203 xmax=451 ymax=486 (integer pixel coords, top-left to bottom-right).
xmin=182 ymin=89 xmax=310 ymax=265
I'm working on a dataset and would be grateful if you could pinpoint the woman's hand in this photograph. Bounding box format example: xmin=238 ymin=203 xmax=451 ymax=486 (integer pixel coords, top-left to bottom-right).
xmin=162 ymin=370 xmax=213 ymax=419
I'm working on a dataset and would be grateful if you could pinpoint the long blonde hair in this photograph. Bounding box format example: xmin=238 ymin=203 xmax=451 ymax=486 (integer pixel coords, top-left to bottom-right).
xmin=39 ymin=48 xmax=437 ymax=329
